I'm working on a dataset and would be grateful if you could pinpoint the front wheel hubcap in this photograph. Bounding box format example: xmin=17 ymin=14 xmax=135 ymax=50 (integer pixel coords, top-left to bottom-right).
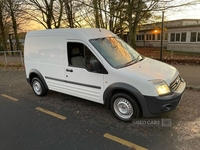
xmin=33 ymin=80 xmax=42 ymax=95
xmin=114 ymin=98 xmax=133 ymax=119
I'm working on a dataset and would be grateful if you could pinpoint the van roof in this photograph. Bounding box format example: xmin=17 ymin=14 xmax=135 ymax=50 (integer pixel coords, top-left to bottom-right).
xmin=26 ymin=28 xmax=116 ymax=40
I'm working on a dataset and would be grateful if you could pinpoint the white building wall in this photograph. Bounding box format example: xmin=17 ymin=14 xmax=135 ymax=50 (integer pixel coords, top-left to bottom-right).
xmin=136 ymin=19 xmax=200 ymax=53
xmin=167 ymin=26 xmax=200 ymax=53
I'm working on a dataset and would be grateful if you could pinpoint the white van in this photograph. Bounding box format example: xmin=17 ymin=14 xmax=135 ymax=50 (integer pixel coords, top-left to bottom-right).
xmin=24 ymin=28 xmax=186 ymax=122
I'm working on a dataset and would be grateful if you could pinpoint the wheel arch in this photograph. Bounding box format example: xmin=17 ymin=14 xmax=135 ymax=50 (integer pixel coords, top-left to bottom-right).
xmin=103 ymin=82 xmax=151 ymax=117
xmin=28 ymin=69 xmax=48 ymax=90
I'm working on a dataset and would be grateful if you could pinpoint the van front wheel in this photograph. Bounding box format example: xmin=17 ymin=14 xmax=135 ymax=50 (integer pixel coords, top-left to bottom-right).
xmin=31 ymin=77 xmax=47 ymax=96
xmin=111 ymin=93 xmax=140 ymax=122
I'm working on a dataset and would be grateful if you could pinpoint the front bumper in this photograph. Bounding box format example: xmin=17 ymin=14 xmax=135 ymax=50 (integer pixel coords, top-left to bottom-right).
xmin=144 ymin=81 xmax=186 ymax=116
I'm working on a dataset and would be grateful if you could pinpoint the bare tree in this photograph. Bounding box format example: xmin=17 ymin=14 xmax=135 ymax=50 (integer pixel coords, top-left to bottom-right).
xmin=82 ymin=0 xmax=127 ymax=32
xmin=23 ymin=0 xmax=198 ymax=49
xmin=4 ymin=0 xmax=27 ymax=50
xmin=64 ymin=0 xmax=74 ymax=28
xmin=83 ymin=0 xmax=198 ymax=48
xmin=108 ymin=0 xmax=128 ymax=36
xmin=0 ymin=1 xmax=9 ymax=51
xmin=124 ymin=0 xmax=197 ymax=48
xmin=125 ymin=0 xmax=155 ymax=48
xmin=92 ymin=0 xmax=100 ymax=28
xmin=63 ymin=0 xmax=83 ymax=28
xmin=26 ymin=0 xmax=64 ymax=29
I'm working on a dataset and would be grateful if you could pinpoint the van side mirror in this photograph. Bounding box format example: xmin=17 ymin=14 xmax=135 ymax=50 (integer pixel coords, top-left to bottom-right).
xmin=90 ymin=60 xmax=108 ymax=74
xmin=90 ymin=60 xmax=100 ymax=72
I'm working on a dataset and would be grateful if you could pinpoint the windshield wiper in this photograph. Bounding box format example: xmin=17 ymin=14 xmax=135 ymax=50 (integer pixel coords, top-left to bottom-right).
xmin=135 ymin=55 xmax=140 ymax=63
xmin=120 ymin=59 xmax=136 ymax=68
xmin=120 ymin=55 xmax=142 ymax=68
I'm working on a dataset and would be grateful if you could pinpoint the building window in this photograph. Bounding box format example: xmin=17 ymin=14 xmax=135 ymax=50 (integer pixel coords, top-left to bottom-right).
xmin=181 ymin=33 xmax=186 ymax=42
xmin=137 ymin=34 xmax=144 ymax=41
xmin=149 ymin=34 xmax=151 ymax=40
xmin=141 ymin=35 xmax=144 ymax=40
xmin=146 ymin=34 xmax=161 ymax=41
xmin=157 ymin=33 xmax=167 ymax=41
xmin=190 ymin=32 xmax=196 ymax=42
xmin=176 ymin=33 xmax=180 ymax=41
xmin=164 ymin=33 xmax=168 ymax=41
xmin=170 ymin=33 xmax=175 ymax=42
xmin=137 ymin=35 xmax=141 ymax=41
xmin=157 ymin=34 xmax=161 ymax=40
xmin=197 ymin=33 xmax=200 ymax=42
xmin=152 ymin=34 xmax=155 ymax=40
xmin=146 ymin=34 xmax=152 ymax=40
xmin=170 ymin=32 xmax=186 ymax=42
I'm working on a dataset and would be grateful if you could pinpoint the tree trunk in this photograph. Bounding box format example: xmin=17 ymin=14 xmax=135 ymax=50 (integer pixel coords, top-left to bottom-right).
xmin=65 ymin=0 xmax=74 ymax=28
xmin=127 ymin=0 xmax=133 ymax=47
xmin=93 ymin=0 xmax=100 ymax=28
xmin=127 ymin=0 xmax=142 ymax=49
xmin=109 ymin=0 xmax=114 ymax=32
xmin=10 ymin=9 xmax=21 ymax=50
xmin=130 ymin=25 xmax=137 ymax=49
xmin=0 ymin=5 xmax=7 ymax=51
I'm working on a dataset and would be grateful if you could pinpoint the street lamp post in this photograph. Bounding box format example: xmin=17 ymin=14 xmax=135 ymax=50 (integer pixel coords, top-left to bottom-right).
xmin=160 ymin=11 xmax=164 ymax=61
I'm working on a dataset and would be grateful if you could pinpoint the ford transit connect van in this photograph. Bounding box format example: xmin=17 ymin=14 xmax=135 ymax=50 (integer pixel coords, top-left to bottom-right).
xmin=24 ymin=28 xmax=186 ymax=121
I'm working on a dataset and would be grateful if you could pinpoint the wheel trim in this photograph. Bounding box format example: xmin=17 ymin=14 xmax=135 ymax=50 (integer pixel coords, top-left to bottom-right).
xmin=113 ymin=97 xmax=133 ymax=120
xmin=33 ymin=80 xmax=42 ymax=95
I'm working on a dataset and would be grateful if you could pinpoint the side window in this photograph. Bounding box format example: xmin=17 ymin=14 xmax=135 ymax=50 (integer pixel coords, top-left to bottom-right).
xmin=67 ymin=42 xmax=85 ymax=68
xmin=84 ymin=46 xmax=97 ymax=70
xmin=67 ymin=42 xmax=107 ymax=74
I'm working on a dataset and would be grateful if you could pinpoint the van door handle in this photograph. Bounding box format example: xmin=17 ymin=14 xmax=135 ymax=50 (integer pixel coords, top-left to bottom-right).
xmin=66 ymin=69 xmax=73 ymax=72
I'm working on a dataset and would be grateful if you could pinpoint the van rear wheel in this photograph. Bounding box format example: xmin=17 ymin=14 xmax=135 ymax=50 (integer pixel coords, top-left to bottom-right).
xmin=111 ymin=93 xmax=140 ymax=122
xmin=31 ymin=77 xmax=47 ymax=96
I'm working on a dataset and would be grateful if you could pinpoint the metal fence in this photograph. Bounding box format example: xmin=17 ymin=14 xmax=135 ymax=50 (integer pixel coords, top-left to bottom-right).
xmin=0 ymin=51 xmax=24 ymax=66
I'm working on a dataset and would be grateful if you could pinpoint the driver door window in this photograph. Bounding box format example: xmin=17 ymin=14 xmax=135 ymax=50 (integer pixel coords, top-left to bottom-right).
xmin=67 ymin=42 xmax=106 ymax=73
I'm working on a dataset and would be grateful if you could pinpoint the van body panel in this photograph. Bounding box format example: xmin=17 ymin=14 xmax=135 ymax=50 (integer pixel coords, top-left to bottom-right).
xmin=103 ymin=66 xmax=153 ymax=96
xmin=64 ymin=66 xmax=104 ymax=104
xmin=25 ymin=36 xmax=66 ymax=83
xmin=103 ymin=82 xmax=152 ymax=117
xmin=114 ymin=57 xmax=179 ymax=96
xmin=125 ymin=57 xmax=178 ymax=85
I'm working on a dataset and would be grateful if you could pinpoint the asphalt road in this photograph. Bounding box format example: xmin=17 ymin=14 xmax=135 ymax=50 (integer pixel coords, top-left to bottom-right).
xmin=0 ymin=67 xmax=199 ymax=150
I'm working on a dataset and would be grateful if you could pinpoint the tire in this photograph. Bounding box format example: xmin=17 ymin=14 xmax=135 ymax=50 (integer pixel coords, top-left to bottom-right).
xmin=31 ymin=77 xmax=48 ymax=96
xmin=110 ymin=93 xmax=140 ymax=122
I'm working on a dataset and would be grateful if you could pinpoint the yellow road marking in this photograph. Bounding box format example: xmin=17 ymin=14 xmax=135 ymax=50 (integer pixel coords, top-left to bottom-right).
xmin=104 ymin=133 xmax=148 ymax=150
xmin=35 ymin=107 xmax=66 ymax=120
xmin=1 ymin=94 xmax=18 ymax=102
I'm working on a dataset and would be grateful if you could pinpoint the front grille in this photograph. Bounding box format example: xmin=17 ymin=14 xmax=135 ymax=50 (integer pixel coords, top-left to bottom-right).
xmin=170 ymin=76 xmax=181 ymax=91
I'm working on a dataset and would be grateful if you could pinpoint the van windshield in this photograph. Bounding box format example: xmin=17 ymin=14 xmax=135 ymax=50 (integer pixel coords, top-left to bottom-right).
xmin=90 ymin=37 xmax=143 ymax=68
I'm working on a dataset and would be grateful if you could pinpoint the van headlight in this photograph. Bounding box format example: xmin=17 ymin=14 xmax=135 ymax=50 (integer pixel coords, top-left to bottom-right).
xmin=151 ymin=80 xmax=171 ymax=96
